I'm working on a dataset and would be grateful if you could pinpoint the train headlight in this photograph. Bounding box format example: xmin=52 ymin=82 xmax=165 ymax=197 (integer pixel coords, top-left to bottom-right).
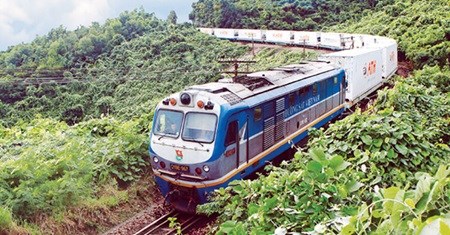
xmin=180 ymin=93 xmax=191 ymax=105
xmin=153 ymin=157 xmax=159 ymax=163
xmin=205 ymin=101 xmax=214 ymax=110
xmin=203 ymin=165 xmax=210 ymax=172
xmin=197 ymin=100 xmax=205 ymax=109
xmin=195 ymin=167 xmax=202 ymax=175
xmin=169 ymin=98 xmax=177 ymax=106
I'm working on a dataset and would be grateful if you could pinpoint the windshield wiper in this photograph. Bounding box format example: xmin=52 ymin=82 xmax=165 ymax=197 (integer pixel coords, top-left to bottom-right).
xmin=190 ymin=138 xmax=204 ymax=147
xmin=158 ymin=133 xmax=170 ymax=140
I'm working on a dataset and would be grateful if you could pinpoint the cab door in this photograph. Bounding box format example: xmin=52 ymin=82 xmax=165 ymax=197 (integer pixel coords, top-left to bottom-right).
xmin=224 ymin=120 xmax=239 ymax=169
xmin=224 ymin=112 xmax=248 ymax=169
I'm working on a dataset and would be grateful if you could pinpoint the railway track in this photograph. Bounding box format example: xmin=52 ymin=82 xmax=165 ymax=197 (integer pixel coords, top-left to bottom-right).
xmin=133 ymin=210 xmax=206 ymax=235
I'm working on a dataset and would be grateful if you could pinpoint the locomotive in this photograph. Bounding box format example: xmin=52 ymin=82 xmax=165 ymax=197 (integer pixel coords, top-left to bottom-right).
xmin=149 ymin=28 xmax=398 ymax=213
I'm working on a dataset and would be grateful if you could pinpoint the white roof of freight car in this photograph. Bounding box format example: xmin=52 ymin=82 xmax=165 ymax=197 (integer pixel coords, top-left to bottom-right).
xmin=320 ymin=48 xmax=380 ymax=57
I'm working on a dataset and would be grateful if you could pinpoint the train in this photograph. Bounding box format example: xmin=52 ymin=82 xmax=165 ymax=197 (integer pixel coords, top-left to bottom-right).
xmin=148 ymin=28 xmax=398 ymax=213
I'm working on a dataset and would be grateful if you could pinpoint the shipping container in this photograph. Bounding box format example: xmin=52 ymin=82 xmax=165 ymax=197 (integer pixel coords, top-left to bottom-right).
xmin=320 ymin=32 xmax=346 ymax=50
xmin=237 ymin=29 xmax=264 ymax=42
xmin=265 ymin=30 xmax=294 ymax=44
xmin=293 ymin=31 xmax=318 ymax=47
xmin=319 ymin=48 xmax=383 ymax=103
xmin=198 ymin=28 xmax=213 ymax=36
xmin=373 ymin=41 xmax=398 ymax=79
xmin=213 ymin=28 xmax=237 ymax=40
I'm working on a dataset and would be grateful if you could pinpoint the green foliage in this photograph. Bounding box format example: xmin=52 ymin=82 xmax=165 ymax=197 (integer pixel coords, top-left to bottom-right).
xmin=200 ymin=148 xmax=354 ymax=232
xmin=190 ymin=0 xmax=376 ymax=31
xmin=331 ymin=0 xmax=450 ymax=68
xmin=340 ymin=165 xmax=449 ymax=234
xmin=167 ymin=10 xmax=178 ymax=25
xmin=0 ymin=116 xmax=149 ymax=220
xmin=168 ymin=217 xmax=182 ymax=234
xmin=0 ymin=207 xmax=13 ymax=231
xmin=0 ymin=13 xmax=247 ymax=126
xmin=0 ymin=8 xmax=162 ymax=71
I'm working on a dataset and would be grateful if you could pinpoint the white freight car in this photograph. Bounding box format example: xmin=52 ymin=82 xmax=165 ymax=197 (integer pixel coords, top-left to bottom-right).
xmin=237 ymin=29 xmax=264 ymax=42
xmin=265 ymin=30 xmax=294 ymax=44
xmin=319 ymin=48 xmax=383 ymax=104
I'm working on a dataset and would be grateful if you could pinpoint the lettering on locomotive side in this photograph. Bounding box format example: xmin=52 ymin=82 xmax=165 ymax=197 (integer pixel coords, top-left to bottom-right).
xmin=284 ymin=94 xmax=320 ymax=118
xmin=298 ymin=117 xmax=308 ymax=126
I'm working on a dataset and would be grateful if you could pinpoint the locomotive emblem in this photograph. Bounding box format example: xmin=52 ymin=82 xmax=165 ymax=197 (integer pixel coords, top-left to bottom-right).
xmin=175 ymin=149 xmax=183 ymax=161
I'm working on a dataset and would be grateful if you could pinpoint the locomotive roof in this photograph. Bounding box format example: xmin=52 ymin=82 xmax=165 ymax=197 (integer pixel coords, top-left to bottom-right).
xmin=187 ymin=60 xmax=339 ymax=105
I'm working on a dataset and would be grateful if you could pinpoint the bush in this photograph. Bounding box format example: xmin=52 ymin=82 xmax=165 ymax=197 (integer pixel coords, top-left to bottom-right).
xmin=0 ymin=207 xmax=13 ymax=231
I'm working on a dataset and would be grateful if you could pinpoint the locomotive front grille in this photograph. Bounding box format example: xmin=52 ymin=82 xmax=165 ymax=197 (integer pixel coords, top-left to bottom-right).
xmin=167 ymin=184 xmax=200 ymax=213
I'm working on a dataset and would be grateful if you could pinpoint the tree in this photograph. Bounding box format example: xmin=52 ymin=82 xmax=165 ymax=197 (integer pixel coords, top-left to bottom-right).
xmin=167 ymin=10 xmax=178 ymax=25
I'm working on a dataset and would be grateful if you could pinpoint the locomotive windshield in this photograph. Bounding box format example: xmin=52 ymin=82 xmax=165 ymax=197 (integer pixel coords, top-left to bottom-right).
xmin=153 ymin=109 xmax=183 ymax=137
xmin=182 ymin=113 xmax=217 ymax=143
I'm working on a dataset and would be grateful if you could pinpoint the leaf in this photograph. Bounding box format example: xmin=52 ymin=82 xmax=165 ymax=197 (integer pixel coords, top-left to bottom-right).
xmin=440 ymin=220 xmax=450 ymax=235
xmin=372 ymin=209 xmax=384 ymax=218
xmin=356 ymin=154 xmax=369 ymax=165
xmin=387 ymin=148 xmax=396 ymax=158
xmin=353 ymin=149 xmax=361 ymax=158
xmin=361 ymin=135 xmax=372 ymax=145
xmin=338 ymin=185 xmax=348 ymax=198
xmin=307 ymin=161 xmax=322 ymax=174
xmin=329 ymin=155 xmax=350 ymax=172
xmin=341 ymin=223 xmax=356 ymax=235
xmin=310 ymin=148 xmax=328 ymax=165
xmin=404 ymin=198 xmax=415 ymax=209
xmin=370 ymin=176 xmax=381 ymax=186
xmin=383 ymin=187 xmax=400 ymax=200
xmin=345 ymin=180 xmax=364 ymax=193
xmin=395 ymin=144 xmax=408 ymax=155
xmin=219 ymin=221 xmax=237 ymax=233
xmin=373 ymin=138 xmax=383 ymax=148
xmin=248 ymin=203 xmax=259 ymax=216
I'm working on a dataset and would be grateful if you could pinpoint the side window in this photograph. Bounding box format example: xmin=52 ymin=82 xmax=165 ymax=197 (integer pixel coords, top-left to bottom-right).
xmin=254 ymin=107 xmax=262 ymax=121
xmin=299 ymin=86 xmax=310 ymax=97
xmin=289 ymin=93 xmax=295 ymax=106
xmin=334 ymin=76 xmax=338 ymax=84
xmin=225 ymin=121 xmax=238 ymax=146
xmin=313 ymin=83 xmax=318 ymax=94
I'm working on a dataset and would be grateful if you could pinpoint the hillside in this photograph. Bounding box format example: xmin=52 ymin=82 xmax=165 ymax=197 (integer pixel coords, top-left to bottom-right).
xmin=329 ymin=0 xmax=450 ymax=68
xmin=189 ymin=0 xmax=379 ymax=30
xmin=194 ymin=0 xmax=450 ymax=234
xmin=0 ymin=9 xmax=248 ymax=127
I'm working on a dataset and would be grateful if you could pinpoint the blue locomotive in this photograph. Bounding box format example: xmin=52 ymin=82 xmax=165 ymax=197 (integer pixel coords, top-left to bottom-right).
xmin=149 ymin=61 xmax=346 ymax=212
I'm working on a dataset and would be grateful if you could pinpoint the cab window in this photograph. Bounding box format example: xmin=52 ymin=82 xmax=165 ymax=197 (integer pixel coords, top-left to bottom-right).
xmin=225 ymin=121 xmax=238 ymax=146
xmin=182 ymin=112 xmax=217 ymax=143
xmin=153 ymin=109 xmax=183 ymax=137
xmin=254 ymin=107 xmax=262 ymax=121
